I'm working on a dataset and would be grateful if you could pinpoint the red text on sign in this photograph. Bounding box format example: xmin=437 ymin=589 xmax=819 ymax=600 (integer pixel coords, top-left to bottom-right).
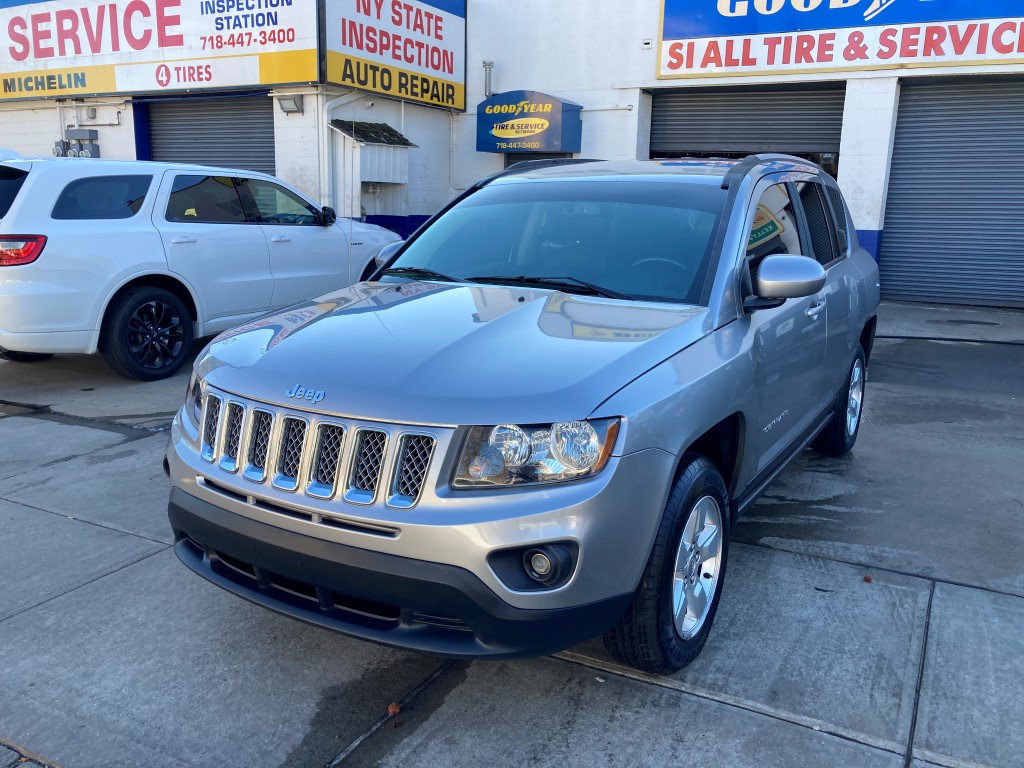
xmin=7 ymin=0 xmax=184 ymax=61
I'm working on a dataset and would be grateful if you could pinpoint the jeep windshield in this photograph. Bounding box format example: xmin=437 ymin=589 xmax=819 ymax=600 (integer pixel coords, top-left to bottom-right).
xmin=385 ymin=178 xmax=728 ymax=305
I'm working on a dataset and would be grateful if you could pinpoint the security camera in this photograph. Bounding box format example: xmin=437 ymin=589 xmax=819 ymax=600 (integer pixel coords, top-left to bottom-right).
xmin=363 ymin=99 xmax=375 ymax=108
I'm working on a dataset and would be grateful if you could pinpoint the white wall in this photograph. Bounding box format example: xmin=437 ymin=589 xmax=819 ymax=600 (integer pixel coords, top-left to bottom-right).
xmin=0 ymin=98 xmax=135 ymax=160
xmin=271 ymin=89 xmax=322 ymax=202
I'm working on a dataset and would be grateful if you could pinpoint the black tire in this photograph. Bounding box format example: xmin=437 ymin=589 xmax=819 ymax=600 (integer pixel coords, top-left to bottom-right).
xmin=603 ymin=455 xmax=730 ymax=674
xmin=0 ymin=350 xmax=54 ymax=363
xmin=99 ymin=287 xmax=193 ymax=381
xmin=812 ymin=344 xmax=867 ymax=457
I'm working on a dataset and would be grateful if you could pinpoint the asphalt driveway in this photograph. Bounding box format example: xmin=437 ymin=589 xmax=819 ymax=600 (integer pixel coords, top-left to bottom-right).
xmin=1 ymin=302 xmax=1022 ymax=768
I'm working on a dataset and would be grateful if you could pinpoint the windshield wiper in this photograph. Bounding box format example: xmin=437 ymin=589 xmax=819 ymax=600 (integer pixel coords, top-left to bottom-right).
xmin=381 ymin=266 xmax=463 ymax=283
xmin=468 ymin=275 xmax=634 ymax=300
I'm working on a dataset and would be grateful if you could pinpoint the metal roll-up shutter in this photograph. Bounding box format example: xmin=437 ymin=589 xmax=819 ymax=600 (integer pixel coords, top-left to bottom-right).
xmin=881 ymin=80 xmax=1024 ymax=308
xmin=149 ymin=97 xmax=275 ymax=175
xmin=650 ymin=86 xmax=845 ymax=155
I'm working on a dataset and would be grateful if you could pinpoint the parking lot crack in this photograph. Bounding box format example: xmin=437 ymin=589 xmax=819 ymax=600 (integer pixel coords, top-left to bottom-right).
xmin=903 ymin=580 xmax=936 ymax=768
xmin=742 ymin=539 xmax=1024 ymax=601
xmin=0 ymin=546 xmax=169 ymax=626
xmin=553 ymin=652 xmax=906 ymax=756
xmin=0 ymin=736 xmax=62 ymax=768
xmin=322 ymin=660 xmax=461 ymax=767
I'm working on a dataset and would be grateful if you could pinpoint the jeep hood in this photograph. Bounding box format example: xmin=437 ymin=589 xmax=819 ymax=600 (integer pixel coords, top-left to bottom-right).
xmin=197 ymin=282 xmax=710 ymax=425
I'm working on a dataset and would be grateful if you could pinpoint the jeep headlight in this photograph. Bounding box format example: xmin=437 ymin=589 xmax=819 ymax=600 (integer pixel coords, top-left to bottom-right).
xmin=184 ymin=369 xmax=203 ymax=430
xmin=453 ymin=419 xmax=620 ymax=488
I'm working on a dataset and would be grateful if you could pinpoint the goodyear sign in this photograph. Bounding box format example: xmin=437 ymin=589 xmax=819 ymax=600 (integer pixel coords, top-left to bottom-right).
xmin=326 ymin=0 xmax=466 ymax=110
xmin=0 ymin=0 xmax=318 ymax=99
xmin=476 ymin=90 xmax=582 ymax=154
xmin=660 ymin=0 xmax=1024 ymax=78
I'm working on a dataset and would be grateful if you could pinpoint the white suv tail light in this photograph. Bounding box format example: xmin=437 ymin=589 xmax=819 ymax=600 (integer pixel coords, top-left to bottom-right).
xmin=0 ymin=235 xmax=46 ymax=266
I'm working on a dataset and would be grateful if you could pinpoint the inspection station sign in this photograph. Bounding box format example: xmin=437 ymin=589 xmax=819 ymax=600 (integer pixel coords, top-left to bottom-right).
xmin=0 ymin=0 xmax=318 ymax=99
xmin=325 ymin=0 xmax=466 ymax=110
xmin=660 ymin=0 xmax=1024 ymax=78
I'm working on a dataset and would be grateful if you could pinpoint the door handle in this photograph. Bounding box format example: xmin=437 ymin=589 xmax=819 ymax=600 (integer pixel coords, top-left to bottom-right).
xmin=170 ymin=236 xmax=196 ymax=245
xmin=271 ymin=236 xmax=291 ymax=243
xmin=805 ymin=301 xmax=826 ymax=318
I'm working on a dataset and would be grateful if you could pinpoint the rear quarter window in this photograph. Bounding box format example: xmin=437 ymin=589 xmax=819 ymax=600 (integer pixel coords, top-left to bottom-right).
xmin=51 ymin=175 xmax=153 ymax=220
xmin=0 ymin=165 xmax=29 ymax=218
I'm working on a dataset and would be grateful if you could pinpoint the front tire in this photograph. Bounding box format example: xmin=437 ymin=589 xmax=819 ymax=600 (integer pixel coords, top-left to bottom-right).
xmin=0 ymin=350 xmax=54 ymax=363
xmin=812 ymin=344 xmax=866 ymax=457
xmin=99 ymin=287 xmax=193 ymax=381
xmin=603 ymin=455 xmax=730 ymax=674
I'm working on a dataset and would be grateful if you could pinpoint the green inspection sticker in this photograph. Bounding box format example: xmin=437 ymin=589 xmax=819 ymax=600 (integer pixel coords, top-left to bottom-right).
xmin=748 ymin=206 xmax=783 ymax=250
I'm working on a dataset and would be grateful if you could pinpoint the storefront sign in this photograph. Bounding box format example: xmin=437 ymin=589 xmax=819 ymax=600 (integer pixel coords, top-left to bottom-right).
xmin=325 ymin=0 xmax=466 ymax=110
xmin=660 ymin=0 xmax=1024 ymax=78
xmin=476 ymin=90 xmax=582 ymax=153
xmin=0 ymin=0 xmax=317 ymax=99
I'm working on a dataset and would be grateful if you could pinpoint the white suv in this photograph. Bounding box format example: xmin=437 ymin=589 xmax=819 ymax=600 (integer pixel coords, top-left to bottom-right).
xmin=0 ymin=158 xmax=401 ymax=380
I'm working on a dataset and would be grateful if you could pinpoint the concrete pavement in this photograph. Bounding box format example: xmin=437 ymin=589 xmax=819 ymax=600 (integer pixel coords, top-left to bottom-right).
xmin=1 ymin=301 xmax=1022 ymax=768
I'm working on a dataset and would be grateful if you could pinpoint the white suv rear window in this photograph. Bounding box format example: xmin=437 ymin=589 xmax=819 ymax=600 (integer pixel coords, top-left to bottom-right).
xmin=51 ymin=175 xmax=152 ymax=220
xmin=0 ymin=165 xmax=28 ymax=218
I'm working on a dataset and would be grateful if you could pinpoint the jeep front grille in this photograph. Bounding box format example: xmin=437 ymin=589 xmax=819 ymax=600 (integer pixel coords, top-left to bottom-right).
xmin=197 ymin=389 xmax=436 ymax=509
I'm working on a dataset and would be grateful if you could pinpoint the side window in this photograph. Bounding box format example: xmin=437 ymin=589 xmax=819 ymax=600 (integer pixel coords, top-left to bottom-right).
xmin=245 ymin=179 xmax=319 ymax=225
xmin=51 ymin=175 xmax=152 ymax=220
xmin=797 ymin=181 xmax=841 ymax=265
xmin=165 ymin=175 xmax=249 ymax=224
xmin=824 ymin=185 xmax=851 ymax=255
xmin=745 ymin=183 xmax=802 ymax=294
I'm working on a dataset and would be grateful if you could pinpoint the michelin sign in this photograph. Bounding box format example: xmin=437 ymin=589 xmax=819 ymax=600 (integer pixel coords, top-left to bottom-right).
xmin=660 ymin=0 xmax=1024 ymax=77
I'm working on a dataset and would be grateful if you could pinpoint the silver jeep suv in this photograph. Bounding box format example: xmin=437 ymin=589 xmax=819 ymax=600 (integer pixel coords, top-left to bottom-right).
xmin=166 ymin=155 xmax=879 ymax=673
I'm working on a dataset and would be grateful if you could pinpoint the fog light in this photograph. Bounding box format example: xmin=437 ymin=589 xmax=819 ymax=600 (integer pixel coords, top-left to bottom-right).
xmin=523 ymin=545 xmax=574 ymax=587
xmin=530 ymin=552 xmax=553 ymax=577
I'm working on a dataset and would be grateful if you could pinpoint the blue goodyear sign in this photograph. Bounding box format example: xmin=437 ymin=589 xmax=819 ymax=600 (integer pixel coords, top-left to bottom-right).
xmin=660 ymin=0 xmax=1024 ymax=78
xmin=477 ymin=90 xmax=582 ymax=153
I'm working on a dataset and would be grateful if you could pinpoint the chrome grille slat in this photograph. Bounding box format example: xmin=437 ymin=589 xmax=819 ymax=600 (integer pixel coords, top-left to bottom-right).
xmin=200 ymin=395 xmax=222 ymax=463
xmin=244 ymin=410 xmax=274 ymax=482
xmin=345 ymin=429 xmax=388 ymax=505
xmin=219 ymin=403 xmax=245 ymax=473
xmin=273 ymin=417 xmax=308 ymax=491
xmin=307 ymin=424 xmax=346 ymax=499
xmin=389 ymin=435 xmax=435 ymax=509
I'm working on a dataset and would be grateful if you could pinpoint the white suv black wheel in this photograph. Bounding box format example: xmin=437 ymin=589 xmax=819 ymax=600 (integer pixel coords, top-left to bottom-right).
xmin=99 ymin=287 xmax=193 ymax=381
xmin=603 ymin=455 xmax=730 ymax=674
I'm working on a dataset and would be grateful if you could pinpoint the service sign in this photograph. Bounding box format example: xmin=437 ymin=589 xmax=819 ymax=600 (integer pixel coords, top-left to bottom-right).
xmin=325 ymin=0 xmax=466 ymax=110
xmin=476 ymin=90 xmax=583 ymax=153
xmin=0 ymin=0 xmax=318 ymax=99
xmin=660 ymin=0 xmax=1024 ymax=78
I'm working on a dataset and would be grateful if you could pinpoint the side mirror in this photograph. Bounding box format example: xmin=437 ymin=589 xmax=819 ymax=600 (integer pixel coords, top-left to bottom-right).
xmin=321 ymin=206 xmax=337 ymax=226
xmin=744 ymin=254 xmax=825 ymax=312
xmin=374 ymin=240 xmax=403 ymax=270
